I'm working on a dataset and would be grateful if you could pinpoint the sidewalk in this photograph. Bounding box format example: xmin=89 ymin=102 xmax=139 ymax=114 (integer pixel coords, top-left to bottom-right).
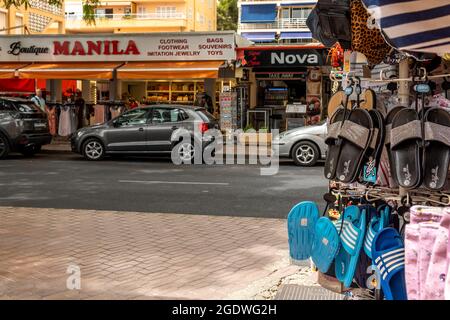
xmin=0 ymin=207 xmax=312 ymax=300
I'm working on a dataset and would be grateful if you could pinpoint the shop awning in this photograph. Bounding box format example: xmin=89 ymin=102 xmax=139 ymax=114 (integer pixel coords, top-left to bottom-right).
xmin=116 ymin=61 xmax=224 ymax=80
xmin=279 ymin=2 xmax=318 ymax=6
xmin=0 ymin=63 xmax=30 ymax=79
xmin=279 ymin=32 xmax=312 ymax=39
xmin=18 ymin=62 xmax=122 ymax=80
xmin=241 ymin=32 xmax=277 ymax=42
xmin=241 ymin=4 xmax=277 ymax=23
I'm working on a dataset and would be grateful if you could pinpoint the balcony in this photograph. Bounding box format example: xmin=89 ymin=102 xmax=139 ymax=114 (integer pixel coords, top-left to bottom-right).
xmin=239 ymin=18 xmax=307 ymax=30
xmin=65 ymin=13 xmax=187 ymax=32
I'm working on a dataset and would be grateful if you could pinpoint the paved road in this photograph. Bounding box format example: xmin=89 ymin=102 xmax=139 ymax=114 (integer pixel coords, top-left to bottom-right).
xmin=0 ymin=151 xmax=328 ymax=218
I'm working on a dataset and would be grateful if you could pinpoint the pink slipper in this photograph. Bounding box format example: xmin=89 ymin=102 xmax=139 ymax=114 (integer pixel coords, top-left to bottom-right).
xmin=423 ymin=214 xmax=450 ymax=300
xmin=410 ymin=205 xmax=443 ymax=224
xmin=418 ymin=223 xmax=440 ymax=300
xmin=405 ymin=224 xmax=420 ymax=300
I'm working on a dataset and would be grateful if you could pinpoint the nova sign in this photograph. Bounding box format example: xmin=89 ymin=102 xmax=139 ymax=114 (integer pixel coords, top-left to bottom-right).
xmin=244 ymin=49 xmax=324 ymax=67
xmin=271 ymin=52 xmax=318 ymax=65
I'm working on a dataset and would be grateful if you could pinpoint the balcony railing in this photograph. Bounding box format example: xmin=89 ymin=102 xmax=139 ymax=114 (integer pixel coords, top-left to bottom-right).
xmin=239 ymin=18 xmax=307 ymax=30
xmin=65 ymin=12 xmax=186 ymax=21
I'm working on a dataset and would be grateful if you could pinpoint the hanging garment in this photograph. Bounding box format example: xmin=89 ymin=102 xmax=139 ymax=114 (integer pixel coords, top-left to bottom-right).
xmin=46 ymin=106 xmax=58 ymax=136
xmin=94 ymin=104 xmax=106 ymax=124
xmin=361 ymin=0 xmax=450 ymax=55
xmin=58 ymin=106 xmax=76 ymax=137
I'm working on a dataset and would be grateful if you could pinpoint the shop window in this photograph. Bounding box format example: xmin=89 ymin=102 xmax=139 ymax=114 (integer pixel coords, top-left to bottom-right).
xmin=114 ymin=109 xmax=150 ymax=127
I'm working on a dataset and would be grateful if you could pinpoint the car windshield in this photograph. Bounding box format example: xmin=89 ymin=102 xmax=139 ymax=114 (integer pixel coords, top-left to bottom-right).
xmin=196 ymin=109 xmax=215 ymax=122
xmin=15 ymin=103 xmax=42 ymax=113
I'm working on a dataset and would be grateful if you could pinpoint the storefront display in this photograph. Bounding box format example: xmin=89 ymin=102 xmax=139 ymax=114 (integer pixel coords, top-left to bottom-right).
xmin=239 ymin=45 xmax=328 ymax=131
xmin=286 ymin=0 xmax=450 ymax=300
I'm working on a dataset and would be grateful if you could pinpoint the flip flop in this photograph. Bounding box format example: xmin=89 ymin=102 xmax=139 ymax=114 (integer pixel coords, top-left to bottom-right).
xmin=359 ymin=109 xmax=385 ymax=185
xmin=334 ymin=205 xmax=366 ymax=288
xmin=335 ymin=109 xmax=373 ymax=183
xmin=384 ymin=106 xmax=406 ymax=185
xmin=390 ymin=108 xmax=423 ymax=189
xmin=324 ymin=107 xmax=346 ymax=179
xmin=372 ymin=228 xmax=408 ymax=300
xmin=363 ymin=204 xmax=390 ymax=259
xmin=311 ymin=217 xmax=340 ymax=273
xmin=287 ymin=201 xmax=319 ymax=263
xmin=423 ymin=107 xmax=450 ymax=191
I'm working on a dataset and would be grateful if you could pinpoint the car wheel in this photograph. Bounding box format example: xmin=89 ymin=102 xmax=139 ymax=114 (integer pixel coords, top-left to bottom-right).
xmin=171 ymin=141 xmax=196 ymax=164
xmin=0 ymin=134 xmax=10 ymax=160
xmin=82 ymin=138 xmax=105 ymax=161
xmin=20 ymin=145 xmax=41 ymax=157
xmin=292 ymin=141 xmax=319 ymax=167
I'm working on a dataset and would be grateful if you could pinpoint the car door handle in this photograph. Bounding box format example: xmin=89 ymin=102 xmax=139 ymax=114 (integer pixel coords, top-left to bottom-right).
xmin=138 ymin=128 xmax=144 ymax=132
xmin=171 ymin=126 xmax=178 ymax=130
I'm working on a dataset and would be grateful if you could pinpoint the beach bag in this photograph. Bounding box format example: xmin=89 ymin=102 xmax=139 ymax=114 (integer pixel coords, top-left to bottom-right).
xmin=307 ymin=0 xmax=352 ymax=49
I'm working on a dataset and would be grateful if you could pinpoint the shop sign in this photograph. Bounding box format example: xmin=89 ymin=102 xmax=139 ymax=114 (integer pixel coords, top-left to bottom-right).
xmin=255 ymin=72 xmax=306 ymax=79
xmin=0 ymin=33 xmax=236 ymax=62
xmin=245 ymin=49 xmax=324 ymax=68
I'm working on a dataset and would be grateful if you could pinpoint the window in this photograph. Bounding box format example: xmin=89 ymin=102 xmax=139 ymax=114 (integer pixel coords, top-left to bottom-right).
xmin=291 ymin=8 xmax=302 ymax=19
xmin=15 ymin=15 xmax=23 ymax=34
xmin=281 ymin=8 xmax=290 ymax=19
xmin=137 ymin=5 xmax=146 ymax=17
xmin=156 ymin=6 xmax=177 ymax=18
xmin=105 ymin=8 xmax=114 ymax=19
xmin=114 ymin=109 xmax=149 ymax=127
xmin=0 ymin=11 xmax=7 ymax=35
xmin=151 ymin=108 xmax=187 ymax=123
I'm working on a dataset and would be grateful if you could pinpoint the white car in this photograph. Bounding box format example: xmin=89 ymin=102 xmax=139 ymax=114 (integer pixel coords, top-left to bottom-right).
xmin=272 ymin=121 xmax=328 ymax=166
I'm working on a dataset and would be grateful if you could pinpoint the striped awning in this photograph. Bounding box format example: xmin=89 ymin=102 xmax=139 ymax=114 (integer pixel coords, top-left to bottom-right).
xmin=279 ymin=32 xmax=312 ymax=39
xmin=241 ymin=32 xmax=277 ymax=42
xmin=362 ymin=0 xmax=450 ymax=54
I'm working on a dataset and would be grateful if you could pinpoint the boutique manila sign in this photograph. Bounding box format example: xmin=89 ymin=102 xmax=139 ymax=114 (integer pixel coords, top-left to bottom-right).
xmin=0 ymin=33 xmax=236 ymax=62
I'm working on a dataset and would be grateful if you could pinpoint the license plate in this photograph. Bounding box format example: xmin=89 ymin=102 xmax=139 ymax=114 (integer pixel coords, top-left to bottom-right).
xmin=34 ymin=122 xmax=47 ymax=129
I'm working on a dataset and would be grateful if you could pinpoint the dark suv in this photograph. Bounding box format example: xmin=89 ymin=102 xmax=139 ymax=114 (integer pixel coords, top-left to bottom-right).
xmin=71 ymin=105 xmax=219 ymax=162
xmin=0 ymin=97 xmax=52 ymax=159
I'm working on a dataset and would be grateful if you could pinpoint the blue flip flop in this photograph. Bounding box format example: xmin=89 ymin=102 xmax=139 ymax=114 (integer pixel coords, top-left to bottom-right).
xmin=364 ymin=205 xmax=391 ymax=259
xmin=311 ymin=217 xmax=340 ymax=273
xmin=334 ymin=205 xmax=367 ymax=288
xmin=372 ymin=227 xmax=407 ymax=300
xmin=287 ymin=201 xmax=319 ymax=262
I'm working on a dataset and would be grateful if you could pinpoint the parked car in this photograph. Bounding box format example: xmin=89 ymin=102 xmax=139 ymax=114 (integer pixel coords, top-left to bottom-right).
xmin=71 ymin=105 xmax=219 ymax=162
xmin=0 ymin=97 xmax=52 ymax=159
xmin=272 ymin=121 xmax=327 ymax=166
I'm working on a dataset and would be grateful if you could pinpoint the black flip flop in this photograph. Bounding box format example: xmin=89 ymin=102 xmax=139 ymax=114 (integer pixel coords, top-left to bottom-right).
xmin=384 ymin=106 xmax=406 ymax=185
xmin=359 ymin=109 xmax=385 ymax=185
xmin=324 ymin=107 xmax=346 ymax=179
xmin=335 ymin=109 xmax=373 ymax=183
xmin=423 ymin=107 xmax=450 ymax=190
xmin=390 ymin=108 xmax=423 ymax=189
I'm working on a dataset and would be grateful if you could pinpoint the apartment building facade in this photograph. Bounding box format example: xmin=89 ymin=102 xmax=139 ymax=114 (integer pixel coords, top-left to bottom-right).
xmin=237 ymin=0 xmax=317 ymax=44
xmin=64 ymin=0 xmax=217 ymax=33
xmin=0 ymin=0 xmax=65 ymax=34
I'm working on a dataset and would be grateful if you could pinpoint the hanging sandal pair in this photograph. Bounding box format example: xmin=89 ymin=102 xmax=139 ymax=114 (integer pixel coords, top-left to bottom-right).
xmin=324 ymin=82 xmax=383 ymax=184
xmin=389 ymin=105 xmax=450 ymax=190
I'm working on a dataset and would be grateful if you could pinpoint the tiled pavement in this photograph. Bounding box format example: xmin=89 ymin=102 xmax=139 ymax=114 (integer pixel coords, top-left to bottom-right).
xmin=0 ymin=207 xmax=300 ymax=300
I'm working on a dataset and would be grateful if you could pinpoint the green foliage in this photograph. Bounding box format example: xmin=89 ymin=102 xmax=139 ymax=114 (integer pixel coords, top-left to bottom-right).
xmin=217 ymin=0 xmax=238 ymax=31
xmin=2 ymin=0 xmax=98 ymax=25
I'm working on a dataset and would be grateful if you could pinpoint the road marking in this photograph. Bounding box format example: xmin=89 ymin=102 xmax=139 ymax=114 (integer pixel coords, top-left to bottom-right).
xmin=118 ymin=180 xmax=230 ymax=186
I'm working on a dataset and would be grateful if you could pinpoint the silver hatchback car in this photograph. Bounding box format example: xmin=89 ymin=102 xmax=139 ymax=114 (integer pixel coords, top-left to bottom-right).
xmin=272 ymin=121 xmax=327 ymax=166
